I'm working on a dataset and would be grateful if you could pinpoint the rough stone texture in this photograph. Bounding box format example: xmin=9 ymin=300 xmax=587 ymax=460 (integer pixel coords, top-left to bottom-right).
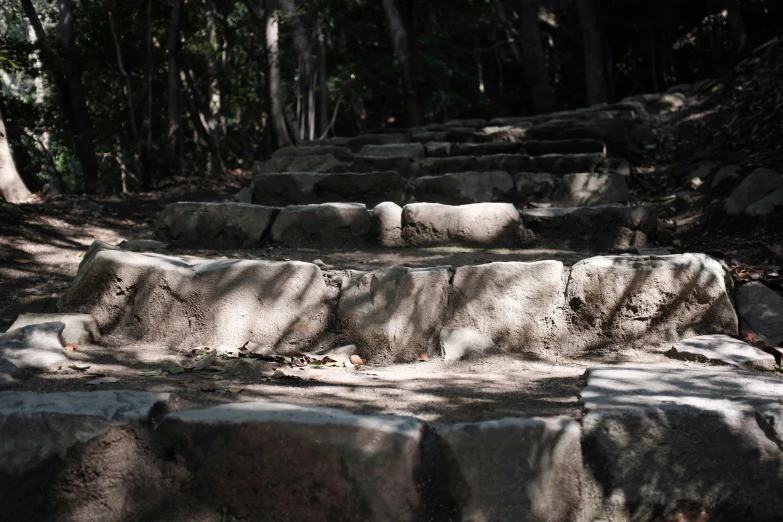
xmin=438 ymin=417 xmax=586 ymax=522
xmin=9 ymin=313 xmax=99 ymax=345
xmin=160 ymin=401 xmax=426 ymax=522
xmin=533 ymin=152 xmax=604 ymax=174
xmin=0 ymin=391 xmax=172 ymax=522
xmin=424 ymin=142 xmax=452 ymax=157
xmin=450 ymin=142 xmax=521 ymax=156
xmin=312 ymin=171 xmax=406 ymax=206
xmin=338 ymin=266 xmax=451 ymax=362
xmin=251 ymin=172 xmax=324 ymax=205
xmin=746 ymin=186 xmax=783 ymax=217
xmin=156 ymin=202 xmax=278 ymax=247
xmin=512 ymin=172 xmax=558 ymax=201
xmin=725 ymin=168 xmax=782 ymax=215
xmin=371 ymin=202 xmax=403 ymax=247
xmin=582 ymin=365 xmax=783 ymax=522
xmin=0 ymin=391 xmax=170 ymax=475
xmin=447 ymin=261 xmax=566 ymax=355
xmin=554 ymin=172 xmax=630 ymax=206
xmin=343 ymin=133 xmax=411 ymax=153
xmin=351 ymin=156 xmax=418 ymax=178
xmin=438 ymin=327 xmax=496 ymax=361
xmin=522 ymin=139 xmax=605 ymax=156
xmin=520 ymin=206 xmax=657 ymax=250
xmin=58 ymin=242 xmax=333 ymax=350
xmin=711 ymin=164 xmax=741 ymax=189
xmin=252 ymin=171 xmax=404 ymax=206
xmin=667 ymin=334 xmax=777 ymax=371
xmin=270 ymin=203 xmax=373 ymax=248
xmin=119 ymin=239 xmax=169 ymax=253
xmin=566 ymin=254 xmax=738 ymax=351
xmin=401 ymin=203 xmax=523 ymax=247
xmin=358 ymin=143 xmax=425 ymax=160
xmin=413 ymin=171 xmax=514 ymax=204
xmin=419 ymin=153 xmax=603 ymax=177
xmin=256 ymin=153 xmax=349 ymax=174
xmin=736 ymin=281 xmax=783 ymax=345
xmin=0 ymin=322 xmax=68 ymax=371
xmin=234 ymin=186 xmax=253 ymax=203
xmin=272 ymin=145 xmax=354 ymax=162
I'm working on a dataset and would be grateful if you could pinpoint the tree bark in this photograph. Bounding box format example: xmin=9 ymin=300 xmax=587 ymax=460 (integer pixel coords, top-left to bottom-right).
xmin=166 ymin=0 xmax=184 ymax=177
xmin=280 ymin=0 xmax=315 ymax=140
xmin=0 ymin=106 xmax=32 ymax=203
xmin=57 ymin=0 xmax=101 ymax=193
xmin=381 ymin=0 xmax=422 ymax=126
xmin=516 ymin=0 xmax=555 ymax=114
xmin=180 ymin=59 xmax=224 ymax=174
xmin=205 ymin=0 xmax=223 ymax=175
xmin=316 ymin=16 xmax=329 ymax=136
xmin=137 ymin=0 xmax=153 ymax=188
xmin=265 ymin=0 xmax=293 ymax=148
xmin=22 ymin=0 xmax=101 ymax=193
xmin=575 ymin=0 xmax=610 ymax=105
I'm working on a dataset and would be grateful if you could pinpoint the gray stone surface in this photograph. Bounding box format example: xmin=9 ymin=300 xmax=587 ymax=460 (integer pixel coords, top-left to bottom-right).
xmin=424 ymin=142 xmax=452 ymax=157
xmin=737 ymin=281 xmax=783 ymax=345
xmin=272 ymin=145 xmax=354 ymax=162
xmin=512 ymin=172 xmax=558 ymax=201
xmin=725 ymin=167 xmax=782 ymax=215
xmin=0 ymin=322 xmax=68 ymax=371
xmin=582 ymin=365 xmax=783 ymax=521
xmin=234 ymin=186 xmax=253 ymax=203
xmin=58 ymin=242 xmax=332 ymax=350
xmin=351 ymin=156 xmax=418 ymax=178
xmin=667 ymin=334 xmax=777 ymax=370
xmin=161 ymin=401 xmax=425 ymax=522
xmin=710 ymin=164 xmax=741 ymax=189
xmin=358 ymin=143 xmax=425 ymax=160
xmin=257 ymin=153 xmax=349 ymax=174
xmin=447 ymin=261 xmax=566 ymax=355
xmin=251 ymin=172 xmax=325 ymax=205
xmin=0 ymin=390 xmax=170 ymax=475
xmin=450 ymin=142 xmax=521 ymax=156
xmin=118 ymin=239 xmax=169 ymax=253
xmin=520 ymin=205 xmax=657 ymax=250
xmin=252 ymin=171 xmax=405 ymax=206
xmin=438 ymin=417 xmax=586 ymax=522
xmin=371 ymin=201 xmax=403 ymax=247
xmin=156 ymin=202 xmax=278 ymax=247
xmin=269 ymin=203 xmax=373 ymax=248
xmin=413 ymin=171 xmax=514 ymax=204
xmin=746 ymin=186 xmax=783 ymax=217
xmin=438 ymin=327 xmax=496 ymax=361
xmin=9 ymin=313 xmax=99 ymax=345
xmin=566 ymin=254 xmax=738 ymax=351
xmin=401 ymin=202 xmax=523 ymax=247
xmin=522 ymin=139 xmax=605 ymax=156
xmin=343 ymin=133 xmax=411 ymax=152
xmin=338 ymin=265 xmax=451 ymax=362
xmin=554 ymin=172 xmax=630 ymax=206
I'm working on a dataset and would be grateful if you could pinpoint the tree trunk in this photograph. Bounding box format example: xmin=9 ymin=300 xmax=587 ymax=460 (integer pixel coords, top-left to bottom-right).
xmin=138 ymin=0 xmax=153 ymax=188
xmin=516 ymin=0 xmax=555 ymax=114
xmin=180 ymin=59 xmax=224 ymax=174
xmin=316 ymin=16 xmax=329 ymax=136
xmin=205 ymin=0 xmax=224 ymax=174
xmin=381 ymin=0 xmax=422 ymax=126
xmin=575 ymin=0 xmax=610 ymax=105
xmin=166 ymin=0 xmax=184 ymax=177
xmin=57 ymin=0 xmax=101 ymax=193
xmin=0 ymin=106 xmax=32 ymax=203
xmin=265 ymin=0 xmax=293 ymax=148
xmin=724 ymin=0 xmax=748 ymax=57
xmin=280 ymin=0 xmax=314 ymax=141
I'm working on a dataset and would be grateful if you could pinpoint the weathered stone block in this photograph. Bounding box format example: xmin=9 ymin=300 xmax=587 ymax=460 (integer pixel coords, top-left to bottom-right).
xmin=269 ymin=203 xmax=373 ymax=248
xmin=0 ymin=322 xmax=68 ymax=372
xmin=371 ymin=202 xmax=403 ymax=247
xmin=401 ymin=203 xmax=523 ymax=247
xmin=156 ymin=202 xmax=278 ymax=247
xmin=9 ymin=313 xmax=99 ymax=345
xmin=736 ymin=281 xmax=783 ymax=345
xmin=413 ymin=171 xmax=514 ymax=204
xmin=554 ymin=172 xmax=630 ymax=206
xmin=358 ymin=143 xmax=425 ymax=160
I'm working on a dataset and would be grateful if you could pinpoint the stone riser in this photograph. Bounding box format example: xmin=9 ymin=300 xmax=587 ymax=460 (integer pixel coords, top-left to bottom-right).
xmin=249 ymin=170 xmax=628 ymax=208
xmin=4 ymin=363 xmax=780 ymax=522
xmin=157 ymin=201 xmax=653 ymax=250
xmin=59 ymin=243 xmax=737 ymax=362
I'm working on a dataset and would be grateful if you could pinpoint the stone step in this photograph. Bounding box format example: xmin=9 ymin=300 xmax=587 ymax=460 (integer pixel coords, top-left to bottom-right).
xmin=60 ymin=241 xmax=736 ymax=361
xmin=156 ymin=201 xmax=650 ymax=249
xmin=249 ymin=167 xmax=627 ymax=207
xmin=5 ymin=361 xmax=777 ymax=522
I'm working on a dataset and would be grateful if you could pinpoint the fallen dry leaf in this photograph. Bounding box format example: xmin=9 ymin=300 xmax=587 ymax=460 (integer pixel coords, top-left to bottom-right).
xmin=227 ymin=386 xmax=245 ymax=394
xmin=272 ymin=369 xmax=287 ymax=378
xmin=310 ymin=374 xmax=325 ymax=381
xmin=167 ymin=364 xmax=185 ymax=375
xmin=741 ymin=329 xmax=758 ymax=343
xmin=200 ymin=382 xmax=217 ymax=392
xmin=418 ymin=353 xmax=429 ymax=362
xmin=64 ymin=344 xmax=77 ymax=352
xmin=141 ymin=368 xmax=163 ymax=377
xmin=69 ymin=364 xmax=90 ymax=371
xmin=13 ymin=258 xmax=33 ymax=265
xmin=350 ymin=355 xmax=364 ymax=365
xmin=194 ymin=350 xmax=217 ymax=371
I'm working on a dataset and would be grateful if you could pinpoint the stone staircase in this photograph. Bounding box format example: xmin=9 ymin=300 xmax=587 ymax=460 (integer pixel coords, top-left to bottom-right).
xmin=3 ymin=94 xmax=783 ymax=522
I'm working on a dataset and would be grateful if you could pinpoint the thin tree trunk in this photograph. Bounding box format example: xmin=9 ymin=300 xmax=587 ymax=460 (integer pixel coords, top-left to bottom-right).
xmin=575 ymin=0 xmax=609 ymax=105
xmin=280 ymin=0 xmax=313 ymax=140
xmin=180 ymin=61 xmax=224 ymax=174
xmin=0 ymin=106 xmax=32 ymax=202
xmin=724 ymin=0 xmax=748 ymax=57
xmin=166 ymin=0 xmax=184 ymax=177
xmin=381 ymin=0 xmax=422 ymax=126
xmin=205 ymin=0 xmax=223 ymax=175
xmin=516 ymin=0 xmax=555 ymax=114
xmin=106 ymin=0 xmax=144 ymax=186
xmin=265 ymin=0 xmax=293 ymax=148
xmin=138 ymin=0 xmax=152 ymax=188
xmin=58 ymin=0 xmax=101 ymax=193
xmin=316 ymin=16 xmax=328 ymax=136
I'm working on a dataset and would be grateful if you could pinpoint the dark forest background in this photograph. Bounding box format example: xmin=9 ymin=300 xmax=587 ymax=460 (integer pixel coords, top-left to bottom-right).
xmin=1 ymin=0 xmax=781 ymax=194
